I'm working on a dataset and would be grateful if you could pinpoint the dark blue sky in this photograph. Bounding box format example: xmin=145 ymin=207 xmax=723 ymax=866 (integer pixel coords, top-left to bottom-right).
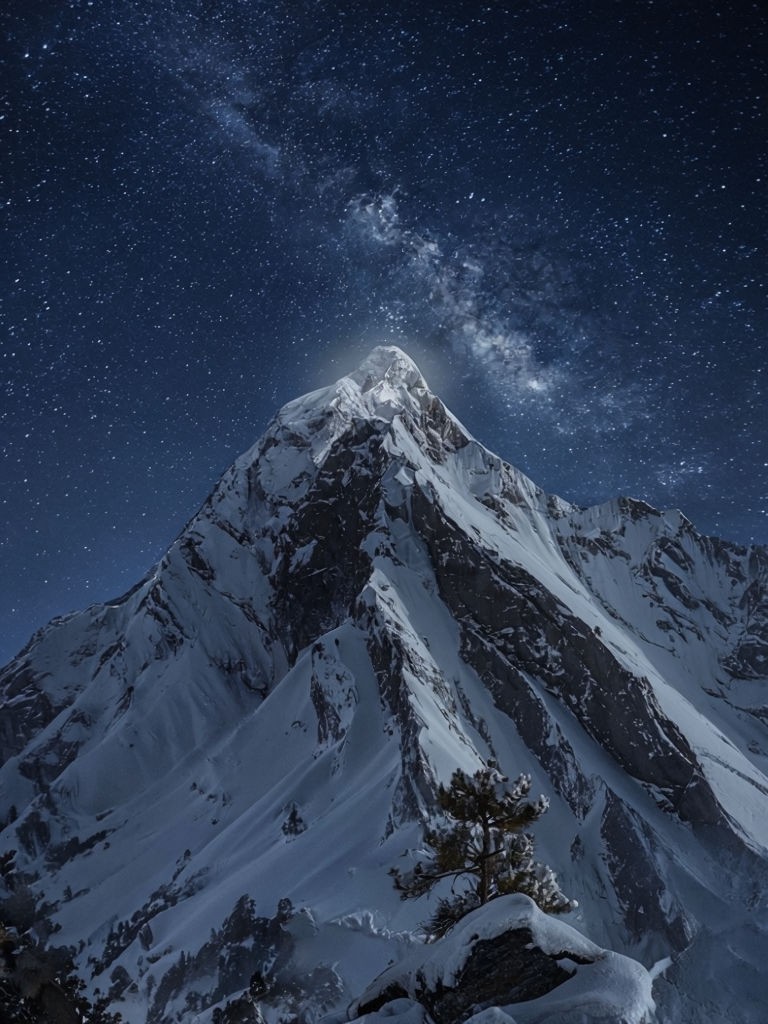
xmin=2 ymin=0 xmax=766 ymax=664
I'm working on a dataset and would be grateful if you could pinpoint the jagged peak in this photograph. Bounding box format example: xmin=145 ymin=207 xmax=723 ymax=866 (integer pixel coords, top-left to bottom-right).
xmin=270 ymin=346 xmax=433 ymax=434
xmin=330 ymin=345 xmax=434 ymax=428
xmin=252 ymin=347 xmax=443 ymax=463
xmin=347 ymin=345 xmax=428 ymax=394
xmin=228 ymin=347 xmax=446 ymax=502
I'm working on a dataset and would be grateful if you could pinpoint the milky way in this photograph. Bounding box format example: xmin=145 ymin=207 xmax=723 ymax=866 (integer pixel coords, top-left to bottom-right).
xmin=2 ymin=0 xmax=766 ymax=662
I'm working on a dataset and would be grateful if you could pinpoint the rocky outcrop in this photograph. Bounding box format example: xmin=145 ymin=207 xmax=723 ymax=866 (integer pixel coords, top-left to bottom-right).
xmin=351 ymin=896 xmax=654 ymax=1024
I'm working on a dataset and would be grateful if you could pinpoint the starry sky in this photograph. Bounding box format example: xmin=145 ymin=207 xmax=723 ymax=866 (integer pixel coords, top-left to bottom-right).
xmin=2 ymin=0 xmax=766 ymax=664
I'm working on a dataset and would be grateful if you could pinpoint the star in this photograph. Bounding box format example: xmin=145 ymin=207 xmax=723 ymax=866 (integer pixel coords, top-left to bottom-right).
xmin=1 ymin=0 xmax=766 ymax=662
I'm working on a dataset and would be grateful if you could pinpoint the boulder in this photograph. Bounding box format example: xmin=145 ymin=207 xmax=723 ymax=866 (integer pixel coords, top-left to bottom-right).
xmin=351 ymin=896 xmax=654 ymax=1024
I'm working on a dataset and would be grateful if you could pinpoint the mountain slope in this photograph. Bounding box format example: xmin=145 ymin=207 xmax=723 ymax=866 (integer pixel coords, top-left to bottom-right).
xmin=2 ymin=346 xmax=768 ymax=1023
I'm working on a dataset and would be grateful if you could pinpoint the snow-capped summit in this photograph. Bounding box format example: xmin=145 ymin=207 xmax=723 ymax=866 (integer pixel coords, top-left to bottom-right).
xmin=232 ymin=344 xmax=469 ymax=502
xmin=274 ymin=344 xmax=431 ymax=431
xmin=348 ymin=344 xmax=428 ymax=394
xmin=1 ymin=349 xmax=768 ymax=1024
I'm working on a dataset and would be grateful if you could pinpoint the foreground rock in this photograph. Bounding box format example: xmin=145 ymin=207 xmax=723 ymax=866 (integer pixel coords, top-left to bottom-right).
xmin=351 ymin=895 xmax=654 ymax=1024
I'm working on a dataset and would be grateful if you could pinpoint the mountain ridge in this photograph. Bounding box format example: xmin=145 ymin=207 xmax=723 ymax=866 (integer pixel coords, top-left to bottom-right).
xmin=2 ymin=346 xmax=768 ymax=1023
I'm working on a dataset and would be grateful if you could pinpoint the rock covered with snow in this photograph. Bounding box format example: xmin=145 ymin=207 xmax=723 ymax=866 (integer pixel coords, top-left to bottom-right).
xmin=351 ymin=894 xmax=654 ymax=1024
xmin=1 ymin=346 xmax=768 ymax=1023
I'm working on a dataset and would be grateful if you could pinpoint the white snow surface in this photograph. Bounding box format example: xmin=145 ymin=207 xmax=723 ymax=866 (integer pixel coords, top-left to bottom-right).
xmin=1 ymin=346 xmax=768 ymax=1024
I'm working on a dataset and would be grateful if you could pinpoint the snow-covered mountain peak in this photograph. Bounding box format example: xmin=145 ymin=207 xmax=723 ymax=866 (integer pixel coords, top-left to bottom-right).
xmin=230 ymin=347 xmax=472 ymax=504
xmin=333 ymin=344 xmax=437 ymax=428
xmin=307 ymin=346 xmax=435 ymax=425
xmin=3 ymin=347 xmax=768 ymax=1024
xmin=347 ymin=345 xmax=428 ymax=395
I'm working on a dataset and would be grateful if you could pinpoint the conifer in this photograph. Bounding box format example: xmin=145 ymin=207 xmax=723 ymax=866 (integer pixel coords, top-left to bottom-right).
xmin=391 ymin=763 xmax=574 ymax=937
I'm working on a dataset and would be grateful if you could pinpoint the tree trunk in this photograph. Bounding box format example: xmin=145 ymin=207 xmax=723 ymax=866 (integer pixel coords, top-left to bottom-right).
xmin=479 ymin=819 xmax=491 ymax=904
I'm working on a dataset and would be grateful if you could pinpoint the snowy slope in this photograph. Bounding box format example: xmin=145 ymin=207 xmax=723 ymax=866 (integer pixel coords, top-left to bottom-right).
xmin=2 ymin=346 xmax=768 ymax=1023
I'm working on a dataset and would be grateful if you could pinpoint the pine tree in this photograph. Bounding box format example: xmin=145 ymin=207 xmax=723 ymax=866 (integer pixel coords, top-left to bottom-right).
xmin=391 ymin=763 xmax=574 ymax=938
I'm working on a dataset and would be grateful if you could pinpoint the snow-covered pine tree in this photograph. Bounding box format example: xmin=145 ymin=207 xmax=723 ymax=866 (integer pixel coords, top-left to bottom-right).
xmin=391 ymin=763 xmax=574 ymax=938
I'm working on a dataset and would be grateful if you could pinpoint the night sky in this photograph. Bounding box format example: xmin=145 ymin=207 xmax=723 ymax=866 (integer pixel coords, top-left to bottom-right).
xmin=2 ymin=0 xmax=766 ymax=665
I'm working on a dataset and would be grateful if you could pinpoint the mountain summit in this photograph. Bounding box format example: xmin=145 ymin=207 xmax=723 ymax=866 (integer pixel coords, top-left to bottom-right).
xmin=347 ymin=344 xmax=428 ymax=395
xmin=2 ymin=348 xmax=768 ymax=1023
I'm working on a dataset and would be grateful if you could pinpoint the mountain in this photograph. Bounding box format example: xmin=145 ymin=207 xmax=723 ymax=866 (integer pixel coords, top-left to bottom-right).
xmin=2 ymin=346 xmax=768 ymax=1023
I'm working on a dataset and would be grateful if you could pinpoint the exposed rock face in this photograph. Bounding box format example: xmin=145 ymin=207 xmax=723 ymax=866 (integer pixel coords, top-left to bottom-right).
xmin=0 ymin=663 xmax=59 ymax=764
xmin=411 ymin=484 xmax=723 ymax=827
xmin=1 ymin=347 xmax=768 ymax=1023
